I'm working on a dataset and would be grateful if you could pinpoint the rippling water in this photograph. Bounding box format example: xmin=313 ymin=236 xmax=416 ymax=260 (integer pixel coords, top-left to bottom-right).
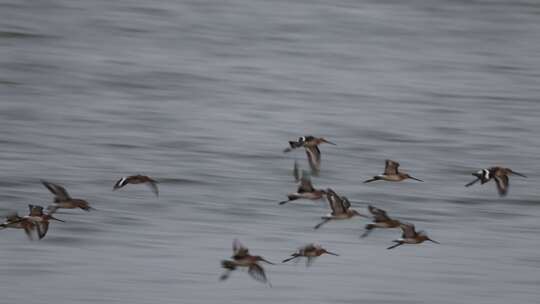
xmin=1 ymin=0 xmax=540 ymax=303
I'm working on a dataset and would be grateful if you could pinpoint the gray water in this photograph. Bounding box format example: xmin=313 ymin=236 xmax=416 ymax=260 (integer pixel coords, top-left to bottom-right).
xmin=1 ymin=0 xmax=540 ymax=303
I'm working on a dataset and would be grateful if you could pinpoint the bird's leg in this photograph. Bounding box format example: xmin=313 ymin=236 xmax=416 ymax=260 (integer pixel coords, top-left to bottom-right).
xmin=465 ymin=178 xmax=480 ymax=187
xmin=314 ymin=217 xmax=332 ymax=230
xmin=387 ymin=241 xmax=404 ymax=250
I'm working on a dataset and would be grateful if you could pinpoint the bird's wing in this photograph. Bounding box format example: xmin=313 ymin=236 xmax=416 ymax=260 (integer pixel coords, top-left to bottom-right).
xmin=341 ymin=196 xmax=351 ymax=210
xmin=23 ymin=224 xmax=34 ymax=240
xmin=494 ymin=175 xmax=509 ymax=196
xmin=248 ymin=263 xmax=268 ymax=283
xmin=28 ymin=205 xmax=43 ymax=217
xmin=326 ymin=189 xmax=345 ymax=215
xmin=384 ymin=160 xmax=400 ymax=175
xmin=368 ymin=205 xmax=391 ymax=222
xmin=293 ymin=161 xmax=300 ymax=182
xmin=306 ymin=146 xmax=321 ymax=172
xmin=38 ymin=222 xmax=49 ymax=239
xmin=302 ymin=243 xmax=318 ymax=253
xmin=298 ymin=171 xmax=315 ymax=193
xmin=147 ymin=181 xmax=159 ymax=197
xmin=233 ymin=239 xmax=249 ymax=257
xmin=42 ymin=181 xmax=71 ymax=200
xmin=400 ymin=223 xmax=417 ymax=238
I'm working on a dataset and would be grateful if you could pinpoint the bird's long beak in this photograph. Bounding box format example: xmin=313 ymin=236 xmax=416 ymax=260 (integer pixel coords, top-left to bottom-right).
xmin=428 ymin=238 xmax=440 ymax=244
xmin=408 ymin=175 xmax=424 ymax=182
xmin=512 ymin=171 xmax=527 ymax=178
xmin=322 ymin=139 xmax=337 ymax=145
xmin=49 ymin=216 xmax=65 ymax=223
xmin=261 ymin=258 xmax=275 ymax=265
xmin=325 ymin=251 xmax=339 ymax=256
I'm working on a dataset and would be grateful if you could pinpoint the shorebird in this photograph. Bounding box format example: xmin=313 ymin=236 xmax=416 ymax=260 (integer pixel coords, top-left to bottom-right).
xmin=361 ymin=205 xmax=401 ymax=238
xmin=113 ymin=175 xmax=159 ymax=197
xmin=42 ymin=180 xmax=93 ymax=212
xmin=282 ymin=243 xmax=339 ymax=266
xmin=279 ymin=162 xmax=327 ymax=205
xmin=220 ymin=239 xmax=274 ymax=285
xmin=0 ymin=212 xmax=37 ymax=240
xmin=283 ymin=136 xmax=336 ymax=172
xmin=363 ymin=159 xmax=423 ymax=183
xmin=465 ymin=167 xmax=526 ymax=196
xmin=387 ymin=223 xmax=439 ymax=249
xmin=314 ymin=188 xmax=367 ymax=230
xmin=24 ymin=204 xmax=64 ymax=239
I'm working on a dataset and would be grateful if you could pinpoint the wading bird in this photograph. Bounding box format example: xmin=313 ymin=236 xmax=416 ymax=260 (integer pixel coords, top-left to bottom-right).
xmin=314 ymin=189 xmax=367 ymax=230
xmin=387 ymin=223 xmax=439 ymax=250
xmin=113 ymin=175 xmax=159 ymax=197
xmin=361 ymin=205 xmax=401 ymax=238
xmin=465 ymin=166 xmax=526 ymax=196
xmin=220 ymin=239 xmax=274 ymax=286
xmin=283 ymin=136 xmax=336 ymax=172
xmin=279 ymin=162 xmax=327 ymax=205
xmin=364 ymin=159 xmax=423 ymax=183
xmin=282 ymin=243 xmax=339 ymax=266
xmin=24 ymin=204 xmax=64 ymax=239
xmin=42 ymin=180 xmax=93 ymax=212
xmin=0 ymin=212 xmax=37 ymax=240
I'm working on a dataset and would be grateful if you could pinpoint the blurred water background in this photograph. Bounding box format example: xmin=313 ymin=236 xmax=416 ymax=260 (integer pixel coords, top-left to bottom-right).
xmin=1 ymin=0 xmax=540 ymax=303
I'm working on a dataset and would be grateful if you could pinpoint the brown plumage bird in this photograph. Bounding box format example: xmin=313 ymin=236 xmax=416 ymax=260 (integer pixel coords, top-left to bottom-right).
xmin=364 ymin=159 xmax=423 ymax=183
xmin=23 ymin=204 xmax=64 ymax=239
xmin=314 ymin=188 xmax=367 ymax=230
xmin=282 ymin=243 xmax=339 ymax=266
xmin=279 ymin=162 xmax=327 ymax=205
xmin=361 ymin=205 xmax=401 ymax=238
xmin=42 ymin=181 xmax=93 ymax=212
xmin=220 ymin=239 xmax=274 ymax=286
xmin=465 ymin=166 xmax=526 ymax=196
xmin=387 ymin=223 xmax=439 ymax=250
xmin=113 ymin=175 xmax=159 ymax=197
xmin=0 ymin=212 xmax=37 ymax=240
xmin=283 ymin=136 xmax=336 ymax=172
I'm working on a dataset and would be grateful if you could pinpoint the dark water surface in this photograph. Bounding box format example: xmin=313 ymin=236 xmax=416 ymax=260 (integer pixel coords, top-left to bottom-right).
xmin=1 ymin=0 xmax=540 ymax=303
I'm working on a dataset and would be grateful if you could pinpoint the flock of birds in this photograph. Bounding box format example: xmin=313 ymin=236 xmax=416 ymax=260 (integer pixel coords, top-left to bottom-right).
xmin=219 ymin=135 xmax=528 ymax=286
xmin=0 ymin=176 xmax=159 ymax=239
xmin=1 ymin=135 xmax=527 ymax=286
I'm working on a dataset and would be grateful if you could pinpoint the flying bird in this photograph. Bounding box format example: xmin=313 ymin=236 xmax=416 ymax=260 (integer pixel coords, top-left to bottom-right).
xmin=23 ymin=204 xmax=64 ymax=239
xmin=364 ymin=159 xmax=423 ymax=183
xmin=279 ymin=162 xmax=327 ymax=205
xmin=113 ymin=175 xmax=159 ymax=197
xmin=282 ymin=243 xmax=339 ymax=267
xmin=220 ymin=239 xmax=274 ymax=286
xmin=387 ymin=223 xmax=439 ymax=250
xmin=0 ymin=212 xmax=37 ymax=240
xmin=361 ymin=205 xmax=401 ymax=238
xmin=314 ymin=188 xmax=367 ymax=230
xmin=283 ymin=136 xmax=336 ymax=172
xmin=465 ymin=167 xmax=526 ymax=196
xmin=42 ymin=180 xmax=93 ymax=212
